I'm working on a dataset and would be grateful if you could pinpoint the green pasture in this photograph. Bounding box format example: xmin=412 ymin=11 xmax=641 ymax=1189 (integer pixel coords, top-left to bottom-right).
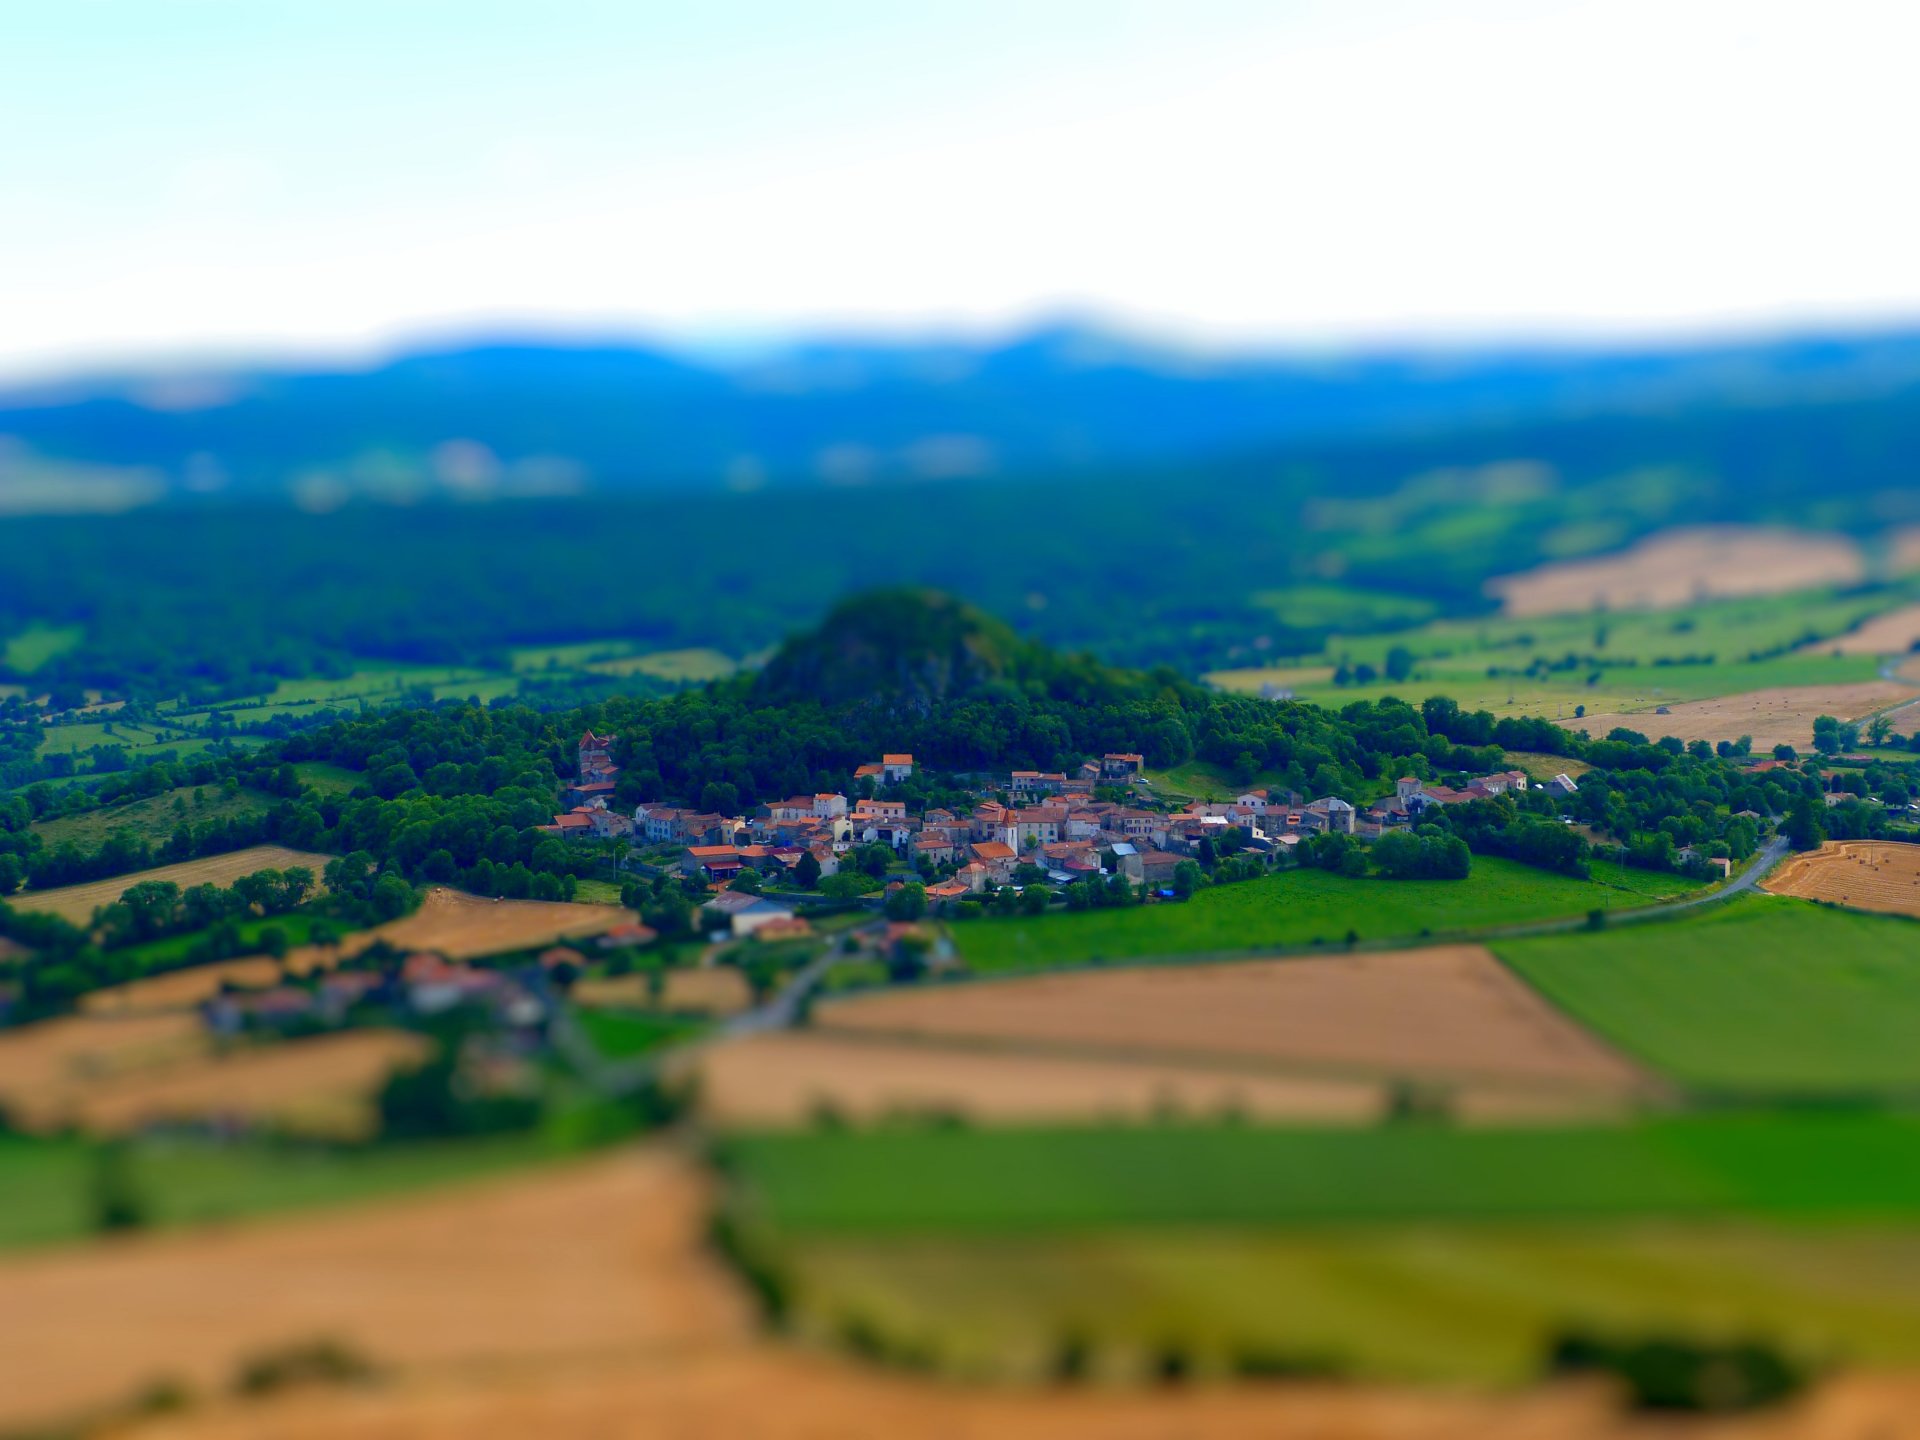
xmin=955 ymin=857 xmax=1692 ymax=972
xmin=1249 ymin=583 xmax=1440 ymax=633
xmin=1 ymin=622 xmax=84 ymax=674
xmin=0 ymin=1130 xmax=555 ymax=1254
xmin=721 ymin=1112 xmax=1920 ymax=1232
xmin=30 ymin=784 xmax=273 ymax=849
xmin=291 ymin=760 xmax=365 ymax=796
xmin=1501 ymin=896 xmax=1920 ymax=1096
xmin=575 ymin=1008 xmax=706 ymax=1061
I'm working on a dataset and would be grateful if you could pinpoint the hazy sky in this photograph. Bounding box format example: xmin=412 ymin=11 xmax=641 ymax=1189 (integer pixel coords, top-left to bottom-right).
xmin=5 ymin=0 xmax=1919 ymax=375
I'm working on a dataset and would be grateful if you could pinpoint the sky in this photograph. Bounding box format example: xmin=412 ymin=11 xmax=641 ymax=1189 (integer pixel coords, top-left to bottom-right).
xmin=5 ymin=0 xmax=1920 ymax=377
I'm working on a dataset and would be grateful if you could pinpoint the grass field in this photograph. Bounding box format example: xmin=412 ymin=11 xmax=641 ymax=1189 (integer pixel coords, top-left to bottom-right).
xmin=1500 ymin=897 xmax=1920 ymax=1097
xmin=720 ymin=1112 xmax=1920 ymax=1232
xmin=1249 ymin=583 xmax=1440 ymax=632
xmin=0 ymin=1129 xmax=564 ymax=1255
xmin=1 ymin=622 xmax=83 ymax=674
xmin=29 ymin=784 xmax=272 ymax=848
xmin=290 ymin=760 xmax=365 ymax=795
xmin=782 ymin=1220 xmax=1920 ymax=1385
xmin=575 ymin=1008 xmax=706 ymax=1060
xmin=955 ymin=858 xmax=1694 ymax=972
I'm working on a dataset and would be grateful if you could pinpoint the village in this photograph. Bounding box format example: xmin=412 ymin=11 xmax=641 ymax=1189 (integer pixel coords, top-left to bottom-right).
xmin=537 ymin=731 xmax=1586 ymax=935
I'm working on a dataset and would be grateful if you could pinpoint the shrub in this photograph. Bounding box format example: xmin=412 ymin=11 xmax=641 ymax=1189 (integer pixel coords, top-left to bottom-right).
xmin=234 ymin=1338 xmax=379 ymax=1396
xmin=1546 ymin=1331 xmax=1806 ymax=1413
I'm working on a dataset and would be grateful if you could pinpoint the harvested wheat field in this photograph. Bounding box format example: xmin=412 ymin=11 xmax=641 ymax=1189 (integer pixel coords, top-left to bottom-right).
xmin=14 ymin=1149 xmax=1920 ymax=1440
xmin=573 ymin=965 xmax=752 ymax=1015
xmin=62 ymin=1029 xmax=431 ymax=1138
xmin=1763 ymin=841 xmax=1920 ymax=920
xmin=0 ymin=1149 xmax=749 ymax=1435
xmin=692 ymin=1030 xmax=1388 ymax=1127
xmin=290 ymin=886 xmax=635 ymax=966
xmin=10 ymin=846 xmax=337 ymax=924
xmin=1810 ymin=603 xmax=1920 ymax=656
xmin=81 ymin=957 xmax=287 ymax=1015
xmin=0 ymin=1012 xmax=209 ymax=1128
xmin=1488 ymin=526 xmax=1865 ymax=617
xmin=819 ymin=947 xmax=1647 ymax=1096
xmin=1559 ymin=681 xmax=1917 ymax=752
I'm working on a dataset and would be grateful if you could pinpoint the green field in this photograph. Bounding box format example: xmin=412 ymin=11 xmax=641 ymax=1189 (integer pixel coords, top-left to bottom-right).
xmin=1501 ymin=897 xmax=1920 ymax=1096
xmin=102 ymin=910 xmax=346 ymax=976
xmin=782 ymin=1222 xmax=1920 ymax=1384
xmin=291 ymin=760 xmax=365 ymax=796
xmin=0 ymin=1131 xmax=555 ymax=1254
xmin=30 ymin=784 xmax=273 ymax=848
xmin=1 ymin=622 xmax=84 ymax=674
xmin=575 ymin=1008 xmax=706 ymax=1060
xmin=721 ymin=1114 xmax=1920 ymax=1232
xmin=1249 ymin=583 xmax=1441 ymax=633
xmin=955 ymin=857 xmax=1694 ymax=972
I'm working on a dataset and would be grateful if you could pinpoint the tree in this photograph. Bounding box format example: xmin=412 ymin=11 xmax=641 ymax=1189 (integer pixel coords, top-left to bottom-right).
xmin=1171 ymin=859 xmax=1204 ymax=897
xmin=795 ymin=849 xmax=822 ymax=889
xmin=1019 ymin=884 xmax=1051 ymax=915
xmin=884 ymin=883 xmax=927 ymax=921
xmin=1384 ymin=645 xmax=1416 ymax=684
xmin=1869 ymin=713 xmax=1895 ymax=748
xmin=1784 ymin=794 xmax=1825 ymax=851
xmin=0 ymin=853 xmax=21 ymax=896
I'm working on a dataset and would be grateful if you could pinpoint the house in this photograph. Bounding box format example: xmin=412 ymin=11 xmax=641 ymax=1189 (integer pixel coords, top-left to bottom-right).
xmin=567 ymin=778 xmax=619 ymax=806
xmin=1136 ymin=849 xmax=1185 ymax=888
xmin=852 ymin=798 xmax=908 ymax=822
xmin=955 ymin=860 xmax=991 ymax=892
xmin=1235 ymin=789 xmax=1270 ymax=813
xmin=1102 ymin=752 xmax=1145 ymax=780
xmin=587 ymin=808 xmax=633 ymax=840
xmin=537 ymin=809 xmax=596 ymax=839
xmin=1547 ymin=773 xmax=1580 ymax=798
xmin=812 ymin=792 xmax=848 ymax=819
xmin=682 ymin=845 xmax=744 ymax=881
xmin=1008 ymin=805 xmax=1066 ymax=847
xmin=882 ymin=753 xmax=915 ymax=784
xmin=579 ymin=730 xmax=618 ymax=783
xmin=925 ymin=879 xmax=973 ymax=910
xmin=1305 ymin=796 xmax=1356 ymax=834
xmin=969 ymin=840 xmax=1019 ymax=883
xmin=1107 ymin=840 xmax=1142 ymax=882
xmin=704 ymin=890 xmax=798 ymax=937
xmin=638 ymin=806 xmax=688 ymax=844
xmin=853 ymin=763 xmax=885 ymax=784
xmin=1009 ymin=771 xmax=1067 ymax=797
xmin=912 ymin=834 xmax=957 ymax=866
xmin=807 ymin=843 xmax=841 ymax=878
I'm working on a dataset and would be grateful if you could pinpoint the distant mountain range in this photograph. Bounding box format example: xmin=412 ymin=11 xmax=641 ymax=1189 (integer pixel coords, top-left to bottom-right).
xmin=9 ymin=321 xmax=1920 ymax=509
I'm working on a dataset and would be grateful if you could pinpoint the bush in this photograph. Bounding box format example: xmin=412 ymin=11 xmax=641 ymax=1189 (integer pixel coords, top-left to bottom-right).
xmin=234 ymin=1338 xmax=379 ymax=1396
xmin=91 ymin=1141 xmax=148 ymax=1234
xmin=1547 ymin=1331 xmax=1806 ymax=1413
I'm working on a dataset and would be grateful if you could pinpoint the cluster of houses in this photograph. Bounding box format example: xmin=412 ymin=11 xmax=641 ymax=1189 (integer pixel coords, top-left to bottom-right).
xmin=202 ymin=923 xmax=663 ymax=1035
xmin=534 ymin=733 xmax=1586 ymax=928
